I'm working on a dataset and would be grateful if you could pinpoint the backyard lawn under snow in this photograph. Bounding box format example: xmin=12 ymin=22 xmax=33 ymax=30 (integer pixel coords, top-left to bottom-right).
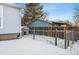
xmin=0 ymin=34 xmax=79 ymax=55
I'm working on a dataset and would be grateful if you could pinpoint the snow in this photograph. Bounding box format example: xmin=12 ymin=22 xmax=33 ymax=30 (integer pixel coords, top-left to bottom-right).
xmin=0 ymin=34 xmax=79 ymax=55
xmin=25 ymin=34 xmax=73 ymax=48
xmin=67 ymin=41 xmax=79 ymax=55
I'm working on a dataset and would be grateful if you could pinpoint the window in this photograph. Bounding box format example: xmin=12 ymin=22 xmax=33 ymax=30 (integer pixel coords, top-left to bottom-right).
xmin=0 ymin=5 xmax=3 ymax=29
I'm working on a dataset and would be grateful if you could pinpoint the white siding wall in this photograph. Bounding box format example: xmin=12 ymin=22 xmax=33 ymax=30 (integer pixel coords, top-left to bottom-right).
xmin=0 ymin=5 xmax=3 ymax=29
xmin=0 ymin=5 xmax=21 ymax=34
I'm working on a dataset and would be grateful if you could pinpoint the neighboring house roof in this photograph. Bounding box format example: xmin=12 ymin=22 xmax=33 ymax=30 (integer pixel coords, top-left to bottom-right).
xmin=29 ymin=19 xmax=67 ymax=27
xmin=29 ymin=19 xmax=52 ymax=27
xmin=52 ymin=21 xmax=65 ymax=25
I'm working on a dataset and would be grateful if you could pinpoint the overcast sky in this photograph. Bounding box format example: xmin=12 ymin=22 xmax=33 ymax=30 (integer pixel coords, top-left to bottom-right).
xmin=17 ymin=3 xmax=79 ymax=22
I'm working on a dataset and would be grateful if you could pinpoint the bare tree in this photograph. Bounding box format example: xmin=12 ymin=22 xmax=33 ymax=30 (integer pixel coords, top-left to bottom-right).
xmin=73 ymin=8 xmax=79 ymax=25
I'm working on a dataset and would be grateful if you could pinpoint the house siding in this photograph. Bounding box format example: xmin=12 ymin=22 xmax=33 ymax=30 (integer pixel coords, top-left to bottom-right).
xmin=0 ymin=4 xmax=21 ymax=40
xmin=0 ymin=4 xmax=21 ymax=34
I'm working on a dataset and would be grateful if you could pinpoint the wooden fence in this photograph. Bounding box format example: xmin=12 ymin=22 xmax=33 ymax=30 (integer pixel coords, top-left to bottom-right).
xmin=29 ymin=26 xmax=79 ymax=49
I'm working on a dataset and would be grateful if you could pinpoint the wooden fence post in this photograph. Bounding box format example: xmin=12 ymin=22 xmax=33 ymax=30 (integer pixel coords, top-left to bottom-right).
xmin=64 ymin=30 xmax=67 ymax=49
xmin=71 ymin=29 xmax=74 ymax=44
xmin=55 ymin=28 xmax=57 ymax=46
xmin=33 ymin=28 xmax=35 ymax=40
xmin=67 ymin=31 xmax=70 ymax=47
xmin=75 ymin=31 xmax=77 ymax=42
xmin=66 ymin=30 xmax=70 ymax=47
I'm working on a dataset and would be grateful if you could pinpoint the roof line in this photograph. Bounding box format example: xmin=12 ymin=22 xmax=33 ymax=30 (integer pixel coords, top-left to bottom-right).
xmin=0 ymin=3 xmax=22 ymax=9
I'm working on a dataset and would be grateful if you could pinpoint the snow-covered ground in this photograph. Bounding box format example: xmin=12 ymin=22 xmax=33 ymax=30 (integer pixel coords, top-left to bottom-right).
xmin=26 ymin=34 xmax=73 ymax=48
xmin=0 ymin=34 xmax=79 ymax=55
